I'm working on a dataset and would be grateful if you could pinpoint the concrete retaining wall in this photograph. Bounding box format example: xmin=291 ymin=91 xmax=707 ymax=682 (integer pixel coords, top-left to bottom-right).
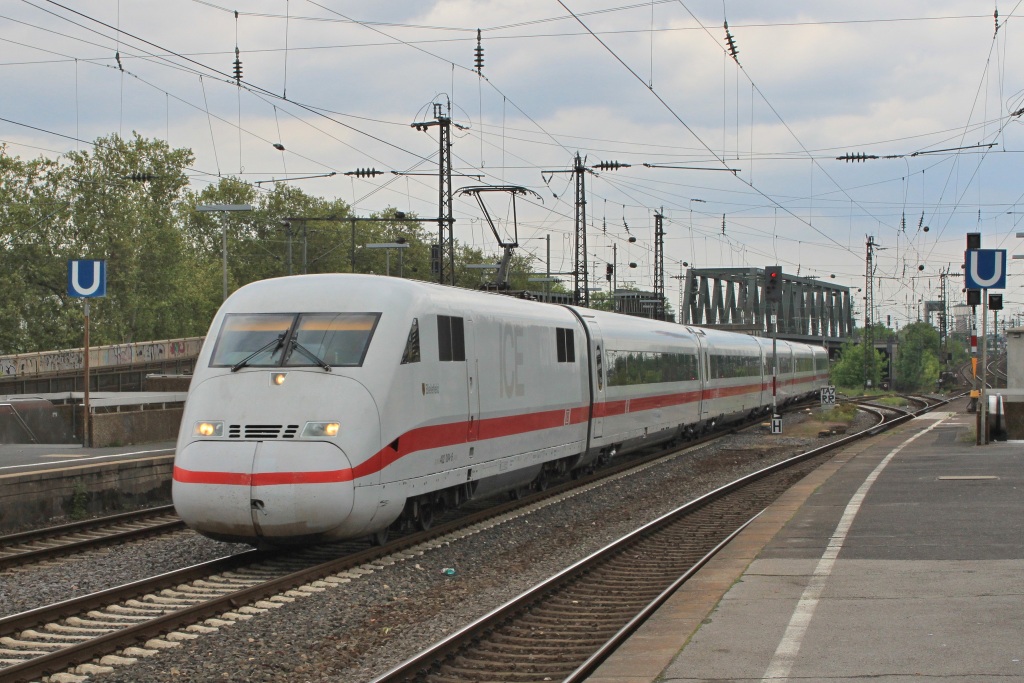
xmin=0 ymin=455 xmax=174 ymax=533
xmin=143 ymin=375 xmax=192 ymax=392
xmin=88 ymin=407 xmax=184 ymax=448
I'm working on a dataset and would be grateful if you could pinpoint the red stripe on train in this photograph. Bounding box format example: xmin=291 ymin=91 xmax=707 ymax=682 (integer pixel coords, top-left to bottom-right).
xmin=173 ymin=466 xmax=354 ymax=486
xmin=175 ymin=375 xmax=827 ymax=487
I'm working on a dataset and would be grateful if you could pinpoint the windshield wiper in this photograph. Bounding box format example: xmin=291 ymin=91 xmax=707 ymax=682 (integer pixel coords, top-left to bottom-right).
xmin=287 ymin=339 xmax=332 ymax=372
xmin=231 ymin=334 xmax=285 ymax=372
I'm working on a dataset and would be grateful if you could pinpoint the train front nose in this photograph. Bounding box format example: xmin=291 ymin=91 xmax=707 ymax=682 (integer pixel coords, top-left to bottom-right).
xmin=173 ymin=439 xmax=355 ymax=543
xmin=172 ymin=372 xmax=380 ymax=545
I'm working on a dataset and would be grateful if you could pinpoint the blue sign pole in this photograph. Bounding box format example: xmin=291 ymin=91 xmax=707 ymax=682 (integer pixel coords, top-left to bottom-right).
xmin=68 ymin=260 xmax=106 ymax=446
xmin=963 ymin=249 xmax=1006 ymax=445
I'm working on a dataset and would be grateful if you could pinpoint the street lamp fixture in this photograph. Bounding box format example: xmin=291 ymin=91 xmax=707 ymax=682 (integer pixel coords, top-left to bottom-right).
xmin=364 ymin=242 xmax=410 ymax=277
xmin=197 ymin=203 xmax=253 ymax=301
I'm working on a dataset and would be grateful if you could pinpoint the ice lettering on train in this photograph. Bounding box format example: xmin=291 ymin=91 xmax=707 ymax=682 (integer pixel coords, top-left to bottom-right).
xmin=499 ymin=322 xmax=525 ymax=398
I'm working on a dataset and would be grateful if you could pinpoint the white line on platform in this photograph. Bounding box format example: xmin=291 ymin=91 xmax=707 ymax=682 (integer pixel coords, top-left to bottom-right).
xmin=760 ymin=415 xmax=947 ymax=682
xmin=0 ymin=449 xmax=173 ymax=471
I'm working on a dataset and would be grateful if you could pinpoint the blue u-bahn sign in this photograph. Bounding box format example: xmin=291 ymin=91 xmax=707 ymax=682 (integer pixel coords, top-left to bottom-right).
xmin=964 ymin=249 xmax=1006 ymax=290
xmin=67 ymin=260 xmax=107 ymax=298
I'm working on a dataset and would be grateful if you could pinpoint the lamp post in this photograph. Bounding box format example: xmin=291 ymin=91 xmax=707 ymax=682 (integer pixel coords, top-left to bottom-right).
xmin=197 ymin=203 xmax=253 ymax=301
xmin=364 ymin=242 xmax=409 ymax=277
xmin=528 ymin=276 xmax=560 ymax=303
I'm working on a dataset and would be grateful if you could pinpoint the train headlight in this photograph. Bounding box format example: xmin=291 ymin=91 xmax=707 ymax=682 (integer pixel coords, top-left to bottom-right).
xmin=271 ymin=372 xmax=288 ymax=386
xmin=193 ymin=421 xmax=224 ymax=437
xmin=302 ymin=421 xmax=340 ymax=438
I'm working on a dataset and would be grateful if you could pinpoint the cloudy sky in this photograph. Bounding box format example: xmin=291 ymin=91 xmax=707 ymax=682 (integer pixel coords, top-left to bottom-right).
xmin=4 ymin=1 xmax=1024 ymax=328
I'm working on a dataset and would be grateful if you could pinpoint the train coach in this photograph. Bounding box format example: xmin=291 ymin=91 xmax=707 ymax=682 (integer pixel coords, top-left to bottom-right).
xmin=172 ymin=274 xmax=827 ymax=547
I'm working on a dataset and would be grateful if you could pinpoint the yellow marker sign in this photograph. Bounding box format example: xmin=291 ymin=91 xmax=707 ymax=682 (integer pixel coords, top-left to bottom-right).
xmin=970 ymin=390 xmax=980 ymax=398
xmin=972 ymin=358 xmax=978 ymax=376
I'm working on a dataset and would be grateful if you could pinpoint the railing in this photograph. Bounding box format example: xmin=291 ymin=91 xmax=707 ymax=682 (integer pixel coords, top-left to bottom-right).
xmin=0 ymin=403 xmax=39 ymax=444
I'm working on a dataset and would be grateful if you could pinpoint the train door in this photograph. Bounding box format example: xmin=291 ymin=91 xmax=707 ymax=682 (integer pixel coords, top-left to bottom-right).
xmin=586 ymin=318 xmax=605 ymax=440
xmin=692 ymin=330 xmax=709 ymax=422
xmin=465 ymin=318 xmax=480 ymax=442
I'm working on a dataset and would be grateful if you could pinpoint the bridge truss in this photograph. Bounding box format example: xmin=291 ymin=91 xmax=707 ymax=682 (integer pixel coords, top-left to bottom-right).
xmin=680 ymin=267 xmax=855 ymax=344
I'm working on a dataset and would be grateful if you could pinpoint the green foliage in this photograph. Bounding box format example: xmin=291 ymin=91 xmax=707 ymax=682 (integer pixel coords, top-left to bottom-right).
xmin=0 ymin=134 xmax=665 ymax=354
xmin=893 ymin=322 xmax=941 ymax=391
xmin=68 ymin=480 xmax=89 ymax=520
xmin=829 ymin=340 xmax=883 ymax=390
xmin=811 ymin=403 xmax=857 ymax=422
xmin=587 ymin=291 xmax=616 ymax=312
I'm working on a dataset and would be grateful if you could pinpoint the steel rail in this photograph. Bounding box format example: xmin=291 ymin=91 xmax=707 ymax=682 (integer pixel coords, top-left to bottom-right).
xmin=0 ymin=507 xmax=184 ymax=571
xmin=371 ymin=394 xmax=956 ymax=683
xmin=0 ymin=398 xmax=825 ymax=683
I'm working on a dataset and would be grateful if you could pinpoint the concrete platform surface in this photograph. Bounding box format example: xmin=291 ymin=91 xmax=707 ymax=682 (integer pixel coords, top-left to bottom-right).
xmin=0 ymin=441 xmax=175 ymax=473
xmin=589 ymin=409 xmax=1024 ymax=682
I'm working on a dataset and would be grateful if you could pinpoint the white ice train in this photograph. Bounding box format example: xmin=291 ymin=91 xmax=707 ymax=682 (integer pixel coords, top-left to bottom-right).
xmin=172 ymin=274 xmax=828 ymax=546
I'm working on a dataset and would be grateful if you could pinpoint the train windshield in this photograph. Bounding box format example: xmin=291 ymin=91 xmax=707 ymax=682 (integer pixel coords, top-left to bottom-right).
xmin=286 ymin=313 xmax=379 ymax=367
xmin=210 ymin=312 xmax=380 ymax=368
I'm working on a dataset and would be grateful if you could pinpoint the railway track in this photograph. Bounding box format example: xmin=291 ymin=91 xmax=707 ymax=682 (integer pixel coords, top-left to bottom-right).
xmin=0 ymin=403 xmax=829 ymax=682
xmin=0 ymin=507 xmax=185 ymax=572
xmin=2 ymin=395 xmax=932 ymax=682
xmin=371 ymin=396 xmax=954 ymax=683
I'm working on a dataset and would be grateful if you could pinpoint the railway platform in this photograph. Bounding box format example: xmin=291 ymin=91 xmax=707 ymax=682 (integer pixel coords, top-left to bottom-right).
xmin=590 ymin=400 xmax=1023 ymax=682
xmin=0 ymin=442 xmax=174 ymax=532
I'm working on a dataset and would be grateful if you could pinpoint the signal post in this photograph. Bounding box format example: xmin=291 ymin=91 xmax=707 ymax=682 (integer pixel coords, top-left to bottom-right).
xmin=765 ymin=266 xmax=782 ymax=433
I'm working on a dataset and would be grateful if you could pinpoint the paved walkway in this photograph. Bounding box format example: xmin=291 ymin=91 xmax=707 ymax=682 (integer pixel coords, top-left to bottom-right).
xmin=590 ymin=408 xmax=1024 ymax=682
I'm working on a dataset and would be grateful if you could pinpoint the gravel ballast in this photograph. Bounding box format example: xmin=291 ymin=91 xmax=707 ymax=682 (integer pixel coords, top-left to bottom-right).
xmin=5 ymin=408 xmax=878 ymax=682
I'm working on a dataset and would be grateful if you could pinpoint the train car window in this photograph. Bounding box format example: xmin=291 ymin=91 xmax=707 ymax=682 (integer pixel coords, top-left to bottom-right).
xmin=437 ymin=315 xmax=466 ymax=362
xmin=401 ymin=318 xmax=421 ymax=364
xmin=288 ymin=313 xmax=380 ymax=367
xmin=209 ymin=314 xmax=293 ymax=367
xmin=556 ymin=328 xmax=576 ymax=363
xmin=709 ymin=352 xmax=762 ymax=379
xmin=779 ymin=353 xmax=793 ymax=373
xmin=605 ymin=350 xmax=699 ymax=386
xmin=451 ymin=317 xmax=465 ymax=361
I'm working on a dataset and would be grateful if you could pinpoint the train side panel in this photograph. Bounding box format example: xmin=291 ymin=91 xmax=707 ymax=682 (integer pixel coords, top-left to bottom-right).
xmin=375 ymin=291 xmax=590 ymax=504
xmin=569 ymin=308 xmax=703 ymax=457
xmin=695 ymin=328 xmax=769 ymax=425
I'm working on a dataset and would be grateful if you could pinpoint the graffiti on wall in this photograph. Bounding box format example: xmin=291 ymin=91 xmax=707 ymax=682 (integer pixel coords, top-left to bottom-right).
xmin=0 ymin=337 xmax=204 ymax=378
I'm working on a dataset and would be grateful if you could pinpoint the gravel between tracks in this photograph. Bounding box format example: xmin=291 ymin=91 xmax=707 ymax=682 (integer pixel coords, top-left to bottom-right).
xmin=8 ymin=409 xmax=875 ymax=683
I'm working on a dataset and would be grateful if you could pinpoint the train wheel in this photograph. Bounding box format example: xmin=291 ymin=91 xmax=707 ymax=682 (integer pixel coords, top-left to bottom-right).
xmin=416 ymin=502 xmax=434 ymax=531
xmin=533 ymin=471 xmax=549 ymax=492
xmin=369 ymin=528 xmax=389 ymax=546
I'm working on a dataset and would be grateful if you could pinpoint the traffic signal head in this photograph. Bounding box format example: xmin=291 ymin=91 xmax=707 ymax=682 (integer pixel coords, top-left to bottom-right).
xmin=765 ymin=266 xmax=782 ymax=302
xmin=605 ymin=263 xmax=613 ymax=281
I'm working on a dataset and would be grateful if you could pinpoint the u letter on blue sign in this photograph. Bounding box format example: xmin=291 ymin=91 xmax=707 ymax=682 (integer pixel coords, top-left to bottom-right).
xmin=68 ymin=260 xmax=107 ymax=298
xmin=964 ymin=249 xmax=1007 ymax=290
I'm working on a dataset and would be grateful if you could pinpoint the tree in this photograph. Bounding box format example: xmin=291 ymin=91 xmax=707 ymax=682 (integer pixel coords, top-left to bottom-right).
xmin=50 ymin=133 xmax=197 ymax=345
xmin=0 ymin=150 xmax=60 ymax=353
xmin=1 ymin=134 xmax=197 ymax=351
xmin=830 ymin=340 xmax=883 ymax=390
xmin=894 ymin=322 xmax=941 ymax=391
